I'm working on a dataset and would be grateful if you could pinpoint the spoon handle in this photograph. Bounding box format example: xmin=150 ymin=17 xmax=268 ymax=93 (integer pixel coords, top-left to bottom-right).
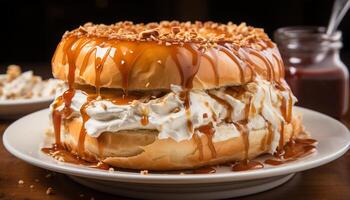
xmin=327 ymin=0 xmax=350 ymax=35
xmin=332 ymin=0 xmax=350 ymax=32
xmin=327 ymin=0 xmax=342 ymax=35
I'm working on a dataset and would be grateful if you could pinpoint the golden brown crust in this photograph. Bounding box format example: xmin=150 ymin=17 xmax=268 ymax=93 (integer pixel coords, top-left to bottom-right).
xmin=52 ymin=21 xmax=284 ymax=90
xmin=61 ymin=113 xmax=303 ymax=170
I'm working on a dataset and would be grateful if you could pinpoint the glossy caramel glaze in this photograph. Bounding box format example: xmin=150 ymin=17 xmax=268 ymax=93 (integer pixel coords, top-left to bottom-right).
xmin=195 ymin=122 xmax=217 ymax=158
xmin=42 ymin=145 xmax=111 ymax=170
xmin=265 ymin=138 xmax=317 ymax=166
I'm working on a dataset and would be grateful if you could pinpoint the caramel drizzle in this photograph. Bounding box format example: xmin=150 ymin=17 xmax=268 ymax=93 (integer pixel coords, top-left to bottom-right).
xmin=79 ymin=48 xmax=96 ymax=76
xmin=207 ymin=93 xmax=233 ymax=123
xmin=141 ymin=115 xmax=149 ymax=126
xmin=272 ymin=53 xmax=285 ymax=80
xmin=51 ymin=96 xmax=63 ymax=147
xmin=277 ymin=121 xmax=285 ymax=155
xmin=78 ymin=100 xmax=92 ymax=156
xmin=231 ymin=95 xmax=264 ymax=171
xmin=111 ymin=42 xmax=146 ymax=94
xmin=195 ymin=122 xmax=217 ymax=158
xmin=95 ymin=47 xmax=112 ymax=96
xmin=52 ymin=36 xmax=82 ymax=147
xmin=181 ymin=90 xmax=193 ymax=132
xmin=235 ymin=122 xmax=249 ymax=160
xmin=171 ymin=44 xmax=202 ymax=152
xmin=237 ymin=48 xmax=256 ymax=82
xmin=280 ymin=92 xmax=293 ymax=124
xmin=42 ymin=145 xmax=111 ymax=170
xmin=265 ymin=138 xmax=317 ymax=165
xmin=258 ymin=115 xmax=274 ymax=152
xmin=202 ymin=49 xmax=219 ymax=86
xmin=287 ymin=92 xmax=293 ymax=123
xmin=245 ymin=96 xmax=252 ymax=119
xmin=241 ymin=98 xmax=252 ymax=160
xmin=248 ymin=49 xmax=275 ymax=81
xmin=171 ymin=43 xmax=201 ymax=89
xmin=193 ymin=133 xmax=203 ymax=160
xmin=77 ymin=44 xmax=112 ymax=155
xmin=79 ymin=39 xmax=104 ymax=76
xmin=218 ymin=44 xmax=245 ymax=83
xmin=231 ymin=122 xmax=264 ymax=171
xmin=52 ymin=36 xmax=114 ymax=155
xmin=278 ymin=83 xmax=293 ymax=152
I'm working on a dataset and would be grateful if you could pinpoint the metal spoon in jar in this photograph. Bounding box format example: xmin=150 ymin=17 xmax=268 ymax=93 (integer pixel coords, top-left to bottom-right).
xmin=326 ymin=0 xmax=350 ymax=35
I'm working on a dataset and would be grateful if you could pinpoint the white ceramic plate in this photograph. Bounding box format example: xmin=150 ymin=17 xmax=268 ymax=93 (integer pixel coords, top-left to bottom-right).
xmin=3 ymin=107 xmax=350 ymax=199
xmin=0 ymin=97 xmax=54 ymax=119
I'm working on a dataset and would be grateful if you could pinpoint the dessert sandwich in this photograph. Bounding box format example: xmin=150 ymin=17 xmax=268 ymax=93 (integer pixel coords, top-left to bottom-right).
xmin=45 ymin=21 xmax=316 ymax=171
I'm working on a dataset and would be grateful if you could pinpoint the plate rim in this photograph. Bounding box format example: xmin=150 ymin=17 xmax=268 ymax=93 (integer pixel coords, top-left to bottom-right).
xmin=3 ymin=107 xmax=350 ymax=184
xmin=0 ymin=96 xmax=54 ymax=105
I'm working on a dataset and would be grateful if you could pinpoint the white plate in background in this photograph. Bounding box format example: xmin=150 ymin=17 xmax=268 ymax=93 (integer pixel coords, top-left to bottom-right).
xmin=0 ymin=97 xmax=54 ymax=119
xmin=0 ymin=74 xmax=54 ymax=119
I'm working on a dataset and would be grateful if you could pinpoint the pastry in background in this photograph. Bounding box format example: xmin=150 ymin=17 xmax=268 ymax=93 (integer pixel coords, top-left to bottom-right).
xmin=0 ymin=65 xmax=63 ymax=100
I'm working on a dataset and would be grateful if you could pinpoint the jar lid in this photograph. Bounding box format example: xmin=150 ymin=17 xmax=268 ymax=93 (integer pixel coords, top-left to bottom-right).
xmin=274 ymin=26 xmax=342 ymax=51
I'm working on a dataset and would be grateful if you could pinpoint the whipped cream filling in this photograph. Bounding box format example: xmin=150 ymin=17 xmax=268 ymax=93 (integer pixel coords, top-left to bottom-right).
xmin=51 ymin=76 xmax=297 ymax=154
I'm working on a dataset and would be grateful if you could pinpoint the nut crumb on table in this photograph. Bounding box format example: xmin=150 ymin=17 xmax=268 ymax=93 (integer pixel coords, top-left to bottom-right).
xmin=46 ymin=187 xmax=54 ymax=195
xmin=140 ymin=170 xmax=148 ymax=175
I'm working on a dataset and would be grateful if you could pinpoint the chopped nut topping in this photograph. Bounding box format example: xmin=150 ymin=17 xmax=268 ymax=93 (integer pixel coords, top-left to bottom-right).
xmin=139 ymin=29 xmax=159 ymax=39
xmin=100 ymin=103 xmax=107 ymax=110
xmin=46 ymin=187 xmax=54 ymax=195
xmin=203 ymin=113 xmax=208 ymax=118
xmin=140 ymin=170 xmax=148 ymax=175
xmin=30 ymin=185 xmax=35 ymax=189
xmin=7 ymin=65 xmax=21 ymax=81
xmin=45 ymin=173 xmax=52 ymax=178
xmin=18 ymin=180 xmax=24 ymax=185
xmin=171 ymin=107 xmax=181 ymax=113
xmin=63 ymin=21 xmax=273 ymax=50
xmin=172 ymin=26 xmax=181 ymax=35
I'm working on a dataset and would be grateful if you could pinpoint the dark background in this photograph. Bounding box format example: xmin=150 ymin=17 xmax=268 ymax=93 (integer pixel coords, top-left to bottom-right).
xmin=1 ymin=0 xmax=350 ymax=76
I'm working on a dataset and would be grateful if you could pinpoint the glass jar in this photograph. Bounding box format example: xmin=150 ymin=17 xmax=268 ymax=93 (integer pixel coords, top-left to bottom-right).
xmin=274 ymin=27 xmax=349 ymax=119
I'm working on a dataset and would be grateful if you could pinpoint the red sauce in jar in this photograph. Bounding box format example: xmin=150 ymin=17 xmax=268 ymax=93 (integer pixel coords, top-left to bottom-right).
xmin=275 ymin=27 xmax=349 ymax=119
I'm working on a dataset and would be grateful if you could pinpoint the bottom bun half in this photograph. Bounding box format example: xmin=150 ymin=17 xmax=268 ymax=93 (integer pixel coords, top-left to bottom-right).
xmin=61 ymin=113 xmax=304 ymax=170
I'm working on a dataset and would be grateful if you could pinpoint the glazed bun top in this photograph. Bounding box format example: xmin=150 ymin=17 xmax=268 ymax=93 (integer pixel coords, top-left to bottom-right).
xmin=52 ymin=21 xmax=285 ymax=91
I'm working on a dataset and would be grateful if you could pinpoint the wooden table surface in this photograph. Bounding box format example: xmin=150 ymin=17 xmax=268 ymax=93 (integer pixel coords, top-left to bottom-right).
xmin=1 ymin=64 xmax=350 ymax=200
